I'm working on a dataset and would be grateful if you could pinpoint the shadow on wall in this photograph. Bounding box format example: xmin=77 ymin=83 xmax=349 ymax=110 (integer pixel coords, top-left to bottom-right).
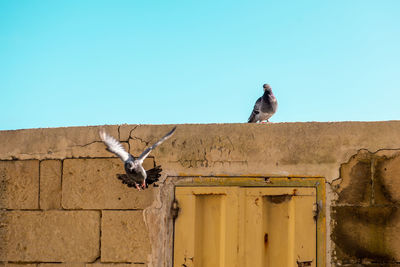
xmin=331 ymin=149 xmax=400 ymax=265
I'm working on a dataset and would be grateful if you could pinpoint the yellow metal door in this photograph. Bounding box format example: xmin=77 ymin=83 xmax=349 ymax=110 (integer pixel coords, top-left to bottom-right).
xmin=173 ymin=187 xmax=240 ymax=267
xmin=174 ymin=186 xmax=317 ymax=267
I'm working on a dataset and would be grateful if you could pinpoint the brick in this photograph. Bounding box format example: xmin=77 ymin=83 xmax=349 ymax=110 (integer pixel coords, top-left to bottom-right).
xmin=38 ymin=264 xmax=85 ymax=267
xmin=0 ymin=160 xmax=39 ymax=209
xmin=62 ymin=159 xmax=156 ymax=210
xmin=0 ymin=211 xmax=100 ymax=262
xmin=40 ymin=160 xmax=62 ymax=209
xmin=101 ymin=211 xmax=150 ymax=263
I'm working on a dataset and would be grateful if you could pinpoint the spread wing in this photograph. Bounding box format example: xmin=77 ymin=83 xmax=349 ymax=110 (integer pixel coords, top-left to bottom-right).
xmin=137 ymin=126 xmax=177 ymax=163
xmin=99 ymin=130 xmax=130 ymax=162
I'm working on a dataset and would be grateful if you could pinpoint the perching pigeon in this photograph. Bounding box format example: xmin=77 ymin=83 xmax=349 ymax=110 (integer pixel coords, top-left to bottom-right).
xmin=248 ymin=84 xmax=278 ymax=123
xmin=99 ymin=126 xmax=176 ymax=190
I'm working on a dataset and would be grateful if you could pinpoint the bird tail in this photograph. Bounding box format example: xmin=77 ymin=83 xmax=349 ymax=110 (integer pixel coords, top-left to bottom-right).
xmin=116 ymin=165 xmax=162 ymax=189
xmin=146 ymin=165 xmax=162 ymax=186
xmin=248 ymin=113 xmax=256 ymax=123
xmin=116 ymin=174 xmax=137 ymax=188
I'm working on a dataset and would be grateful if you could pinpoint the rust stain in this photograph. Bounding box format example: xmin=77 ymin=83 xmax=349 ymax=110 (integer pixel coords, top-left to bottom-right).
xmin=266 ymin=194 xmax=292 ymax=204
xmin=171 ymin=199 xmax=180 ymax=220
xmin=297 ymin=260 xmax=312 ymax=267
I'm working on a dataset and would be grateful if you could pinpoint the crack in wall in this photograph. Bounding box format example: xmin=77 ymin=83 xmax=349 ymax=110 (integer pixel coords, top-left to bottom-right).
xmin=131 ymin=136 xmax=150 ymax=147
xmin=128 ymin=125 xmax=140 ymax=140
xmin=173 ymin=159 xmax=249 ymax=169
xmin=73 ymin=141 xmax=100 ymax=148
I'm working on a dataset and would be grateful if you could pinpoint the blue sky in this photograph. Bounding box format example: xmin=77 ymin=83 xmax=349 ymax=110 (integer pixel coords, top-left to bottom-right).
xmin=1 ymin=0 xmax=399 ymax=130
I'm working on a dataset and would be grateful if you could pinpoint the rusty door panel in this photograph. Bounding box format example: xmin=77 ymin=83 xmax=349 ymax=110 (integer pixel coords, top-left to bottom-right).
xmin=243 ymin=188 xmax=316 ymax=267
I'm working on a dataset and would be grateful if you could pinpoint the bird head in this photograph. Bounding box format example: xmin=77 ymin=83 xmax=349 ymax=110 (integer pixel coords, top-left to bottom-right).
xmin=263 ymin=84 xmax=272 ymax=92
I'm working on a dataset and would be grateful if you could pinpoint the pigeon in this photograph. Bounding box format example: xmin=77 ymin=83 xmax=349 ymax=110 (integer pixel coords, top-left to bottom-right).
xmin=99 ymin=126 xmax=176 ymax=190
xmin=248 ymin=84 xmax=278 ymax=123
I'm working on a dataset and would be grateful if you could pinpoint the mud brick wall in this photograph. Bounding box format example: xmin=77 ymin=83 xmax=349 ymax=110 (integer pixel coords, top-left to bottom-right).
xmin=1 ymin=122 xmax=400 ymax=267
xmin=0 ymin=157 xmax=155 ymax=266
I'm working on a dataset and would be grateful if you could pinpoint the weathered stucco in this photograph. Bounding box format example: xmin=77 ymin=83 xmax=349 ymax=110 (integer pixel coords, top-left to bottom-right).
xmin=1 ymin=122 xmax=400 ymax=267
xmin=331 ymin=149 xmax=400 ymax=266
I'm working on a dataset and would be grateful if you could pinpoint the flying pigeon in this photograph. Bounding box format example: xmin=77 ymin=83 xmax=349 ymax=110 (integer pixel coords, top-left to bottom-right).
xmin=99 ymin=126 xmax=177 ymax=190
xmin=248 ymin=83 xmax=278 ymax=123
